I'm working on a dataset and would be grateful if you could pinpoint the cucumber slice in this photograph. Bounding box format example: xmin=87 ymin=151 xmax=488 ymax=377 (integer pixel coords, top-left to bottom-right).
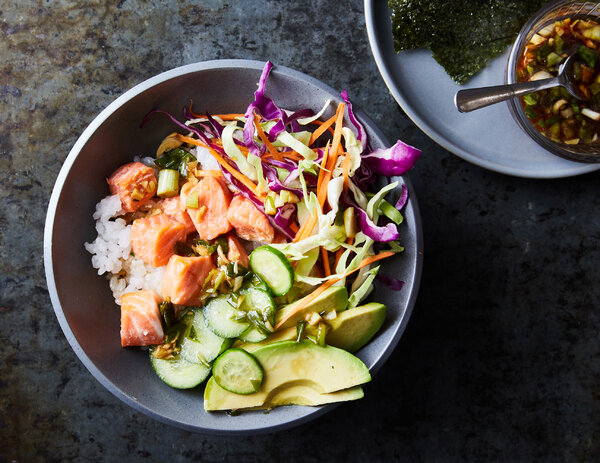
xmin=203 ymin=295 xmax=250 ymax=338
xmin=249 ymin=245 xmax=294 ymax=296
xmin=149 ymin=349 xmax=211 ymax=389
xmin=235 ymin=287 xmax=275 ymax=343
xmin=237 ymin=326 xmax=269 ymax=343
xmin=239 ymin=287 xmax=276 ymax=322
xmin=212 ymin=348 xmax=264 ymax=394
xmin=180 ymin=309 xmax=232 ymax=364
xmin=242 ymin=272 xmax=270 ymax=293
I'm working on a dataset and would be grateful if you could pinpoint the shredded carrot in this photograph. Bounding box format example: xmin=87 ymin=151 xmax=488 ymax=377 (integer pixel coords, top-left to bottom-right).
xmin=254 ymin=113 xmax=281 ymax=160
xmin=188 ymin=101 xmax=202 ymax=118
xmin=186 ymin=103 xmax=244 ymax=121
xmin=342 ymin=152 xmax=351 ymax=192
xmin=206 ymin=113 xmax=246 ymax=120
xmin=327 ymin=103 xmax=346 ymax=167
xmin=177 ymin=135 xmax=264 ymax=199
xmin=289 ymin=222 xmax=299 ymax=234
xmin=316 ymin=141 xmax=330 ymax=193
xmin=207 ymin=147 xmax=265 ymax=198
xmin=292 ymin=207 xmax=319 ymax=242
xmin=279 ymin=151 xmax=305 ymax=160
xmin=274 ymin=251 xmax=395 ymax=330
xmin=317 ymin=103 xmax=345 ymax=208
xmin=309 ymin=113 xmax=337 ymax=146
xmin=211 ymin=138 xmax=250 ymax=155
xmin=321 ymin=247 xmax=331 ymax=276
xmin=194 ymin=169 xmax=222 ymax=177
xmin=177 ymin=134 xmax=206 ymax=147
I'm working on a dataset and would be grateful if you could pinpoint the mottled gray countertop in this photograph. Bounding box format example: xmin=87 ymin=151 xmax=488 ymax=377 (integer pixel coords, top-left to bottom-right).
xmin=2 ymin=1 xmax=600 ymax=461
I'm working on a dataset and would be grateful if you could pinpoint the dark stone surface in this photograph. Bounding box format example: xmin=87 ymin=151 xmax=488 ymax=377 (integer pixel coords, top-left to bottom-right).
xmin=1 ymin=1 xmax=599 ymax=461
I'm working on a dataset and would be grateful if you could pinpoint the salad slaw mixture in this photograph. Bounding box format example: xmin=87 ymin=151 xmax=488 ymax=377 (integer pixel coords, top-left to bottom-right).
xmin=86 ymin=61 xmax=421 ymax=411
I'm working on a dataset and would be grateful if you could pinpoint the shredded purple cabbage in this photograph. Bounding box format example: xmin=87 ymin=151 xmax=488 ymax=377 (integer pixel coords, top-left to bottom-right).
xmin=242 ymin=61 xmax=288 ymax=147
xmin=204 ymin=113 xmax=224 ymax=138
xmin=395 ymin=184 xmax=409 ymax=210
xmin=361 ymin=140 xmax=421 ymax=176
xmin=263 ymin=164 xmax=304 ymax=198
xmin=273 ymin=203 xmax=296 ymax=231
xmin=342 ymin=192 xmax=399 ymax=242
xmin=340 ymin=90 xmax=367 ymax=154
xmin=376 ymin=274 xmax=405 ymax=291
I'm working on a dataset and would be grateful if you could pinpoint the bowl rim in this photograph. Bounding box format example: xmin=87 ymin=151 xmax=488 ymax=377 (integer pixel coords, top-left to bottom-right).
xmin=506 ymin=0 xmax=600 ymax=163
xmin=43 ymin=59 xmax=424 ymax=434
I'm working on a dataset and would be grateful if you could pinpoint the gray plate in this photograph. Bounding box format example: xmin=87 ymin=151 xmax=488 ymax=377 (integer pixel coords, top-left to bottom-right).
xmin=364 ymin=0 xmax=600 ymax=178
xmin=43 ymin=59 xmax=423 ymax=434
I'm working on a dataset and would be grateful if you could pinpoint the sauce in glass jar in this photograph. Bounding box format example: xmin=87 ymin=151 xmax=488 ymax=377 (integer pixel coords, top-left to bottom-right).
xmin=517 ymin=17 xmax=600 ymax=145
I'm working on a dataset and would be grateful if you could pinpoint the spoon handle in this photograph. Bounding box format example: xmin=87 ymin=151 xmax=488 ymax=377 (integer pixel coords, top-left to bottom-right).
xmin=455 ymin=77 xmax=561 ymax=113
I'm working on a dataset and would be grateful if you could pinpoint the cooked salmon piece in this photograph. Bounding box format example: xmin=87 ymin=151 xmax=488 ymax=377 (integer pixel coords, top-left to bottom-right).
xmin=130 ymin=213 xmax=186 ymax=267
xmin=226 ymin=232 xmax=250 ymax=268
xmin=120 ymin=290 xmax=164 ymax=347
xmin=227 ymin=195 xmax=274 ymax=243
xmin=182 ymin=175 xmax=232 ymax=240
xmin=107 ymin=162 xmax=157 ymax=213
xmin=161 ymin=255 xmax=215 ymax=305
xmin=272 ymin=232 xmax=287 ymax=244
xmin=160 ymin=196 xmax=196 ymax=235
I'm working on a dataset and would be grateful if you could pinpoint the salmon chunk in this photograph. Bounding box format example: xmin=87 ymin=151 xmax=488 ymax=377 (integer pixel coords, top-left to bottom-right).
xmin=160 ymin=196 xmax=196 ymax=235
xmin=130 ymin=213 xmax=186 ymax=267
xmin=120 ymin=290 xmax=164 ymax=347
xmin=227 ymin=195 xmax=274 ymax=243
xmin=161 ymin=255 xmax=215 ymax=305
xmin=182 ymin=175 xmax=232 ymax=240
xmin=226 ymin=232 xmax=250 ymax=268
xmin=107 ymin=162 xmax=157 ymax=213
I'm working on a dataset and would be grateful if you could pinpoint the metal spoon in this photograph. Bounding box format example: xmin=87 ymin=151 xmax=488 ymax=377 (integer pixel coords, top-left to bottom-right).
xmin=455 ymin=54 xmax=582 ymax=113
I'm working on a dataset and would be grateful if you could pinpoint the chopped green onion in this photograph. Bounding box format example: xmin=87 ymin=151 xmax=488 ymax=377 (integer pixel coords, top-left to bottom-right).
xmin=546 ymin=52 xmax=561 ymax=67
xmin=296 ymin=321 xmax=306 ymax=342
xmin=155 ymin=148 xmax=196 ymax=177
xmin=157 ymin=169 xmax=179 ymax=197
xmin=264 ymin=195 xmax=276 ymax=215
xmin=186 ymin=191 xmax=199 ymax=208
xmin=279 ymin=190 xmax=300 ymax=204
xmin=554 ymin=34 xmax=564 ymax=54
xmin=158 ymin=301 xmax=175 ymax=328
xmin=524 ymin=106 xmax=538 ymax=119
xmin=522 ymin=93 xmax=539 ymax=106
xmin=577 ymin=44 xmax=597 ymax=68
xmin=537 ymin=42 xmax=552 ymax=61
xmin=316 ymin=322 xmax=327 ymax=346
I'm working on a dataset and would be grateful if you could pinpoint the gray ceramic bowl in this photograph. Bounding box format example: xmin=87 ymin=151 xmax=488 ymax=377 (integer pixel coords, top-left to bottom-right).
xmin=44 ymin=59 xmax=423 ymax=434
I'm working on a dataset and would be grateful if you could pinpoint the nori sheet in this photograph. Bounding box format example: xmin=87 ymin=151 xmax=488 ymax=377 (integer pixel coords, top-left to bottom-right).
xmin=389 ymin=0 xmax=547 ymax=83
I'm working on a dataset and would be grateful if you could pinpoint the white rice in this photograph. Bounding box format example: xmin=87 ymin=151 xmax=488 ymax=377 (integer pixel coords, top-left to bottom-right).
xmin=192 ymin=145 xmax=221 ymax=171
xmin=84 ymin=194 xmax=164 ymax=305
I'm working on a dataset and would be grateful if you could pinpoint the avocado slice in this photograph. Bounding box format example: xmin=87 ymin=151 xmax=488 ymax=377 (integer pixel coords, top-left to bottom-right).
xmin=234 ymin=326 xmax=300 ymax=352
xmin=237 ymin=302 xmax=386 ymax=353
xmin=204 ymin=340 xmax=371 ymax=411
xmin=275 ymin=285 xmax=348 ymax=330
xmin=257 ymin=382 xmax=364 ymax=409
xmin=325 ymin=302 xmax=386 ymax=353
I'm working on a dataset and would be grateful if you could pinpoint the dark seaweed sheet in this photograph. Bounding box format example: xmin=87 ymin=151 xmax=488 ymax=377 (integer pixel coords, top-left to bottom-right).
xmin=389 ymin=0 xmax=547 ymax=83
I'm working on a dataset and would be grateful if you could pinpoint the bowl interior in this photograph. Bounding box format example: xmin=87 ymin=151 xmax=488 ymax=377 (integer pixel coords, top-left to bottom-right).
xmin=506 ymin=0 xmax=600 ymax=163
xmin=44 ymin=60 xmax=423 ymax=434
